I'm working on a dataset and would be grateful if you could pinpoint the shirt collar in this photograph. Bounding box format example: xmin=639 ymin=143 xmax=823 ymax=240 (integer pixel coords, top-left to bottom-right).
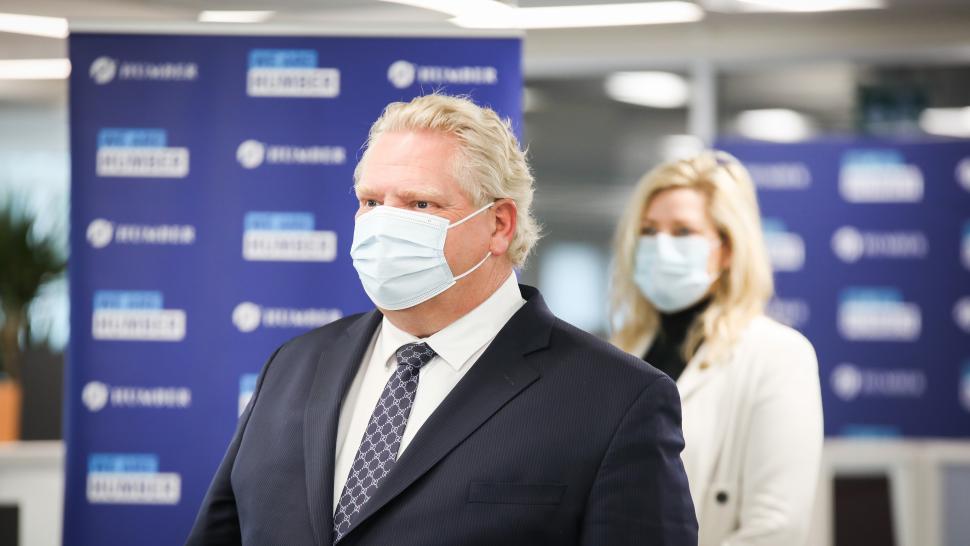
xmin=378 ymin=273 xmax=525 ymax=372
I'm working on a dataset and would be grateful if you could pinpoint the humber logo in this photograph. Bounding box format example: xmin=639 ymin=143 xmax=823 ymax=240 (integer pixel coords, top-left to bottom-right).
xmin=236 ymin=140 xmax=266 ymax=169
xmin=839 ymin=149 xmax=923 ymax=203
xmin=87 ymin=453 xmax=181 ymax=505
xmin=95 ymin=128 xmax=189 ymax=178
xmin=82 ymin=381 xmax=191 ymax=412
xmin=89 ymin=56 xmax=118 ymax=85
xmin=831 ymin=364 xmax=863 ymax=401
xmin=386 ymin=59 xmax=498 ymax=89
xmin=86 ymin=218 xmax=196 ymax=248
xmin=242 ymin=212 xmax=337 ymax=262
xmin=232 ymin=301 xmax=342 ymax=332
xmin=87 ymin=219 xmax=114 ymax=249
xmin=745 ymin=162 xmax=812 ymax=191
xmin=91 ymin=290 xmax=187 ymax=342
xmin=957 ymin=157 xmax=970 ymax=194
xmin=831 ymin=363 xmax=927 ymax=401
xmin=246 ymin=49 xmax=339 ymax=98
xmin=831 ymin=227 xmax=864 ymax=263
xmin=761 ymin=218 xmax=804 ymax=272
xmin=837 ymin=287 xmax=921 ymax=342
xmin=82 ymin=381 xmax=110 ymax=412
xmin=954 ymin=297 xmax=970 ymax=334
xmin=88 ymin=56 xmax=197 ymax=84
xmin=236 ymin=139 xmax=345 ymax=169
xmin=832 ymin=226 xmax=928 ymax=263
xmin=232 ymin=302 xmax=262 ymax=333
xmin=388 ymin=60 xmax=417 ymax=89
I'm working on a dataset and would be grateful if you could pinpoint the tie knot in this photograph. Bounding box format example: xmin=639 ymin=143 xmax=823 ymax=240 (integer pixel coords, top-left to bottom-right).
xmin=395 ymin=342 xmax=436 ymax=370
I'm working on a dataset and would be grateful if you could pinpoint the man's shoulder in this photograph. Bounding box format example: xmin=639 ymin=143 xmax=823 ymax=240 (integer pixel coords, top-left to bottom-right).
xmin=544 ymin=317 xmax=668 ymax=387
xmin=279 ymin=310 xmax=375 ymax=353
xmin=252 ymin=311 xmax=375 ymax=382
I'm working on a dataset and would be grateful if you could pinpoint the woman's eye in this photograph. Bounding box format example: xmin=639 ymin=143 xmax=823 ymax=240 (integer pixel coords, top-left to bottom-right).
xmin=364 ymin=199 xmax=379 ymax=207
xmin=674 ymin=227 xmax=693 ymax=236
xmin=641 ymin=226 xmax=657 ymax=235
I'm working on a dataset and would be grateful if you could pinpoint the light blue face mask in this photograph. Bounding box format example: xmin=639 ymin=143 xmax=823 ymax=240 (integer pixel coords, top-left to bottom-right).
xmin=350 ymin=202 xmax=493 ymax=310
xmin=634 ymin=233 xmax=717 ymax=313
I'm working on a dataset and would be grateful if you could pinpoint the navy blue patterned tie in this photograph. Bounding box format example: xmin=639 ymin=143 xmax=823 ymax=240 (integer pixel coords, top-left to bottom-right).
xmin=333 ymin=342 xmax=436 ymax=542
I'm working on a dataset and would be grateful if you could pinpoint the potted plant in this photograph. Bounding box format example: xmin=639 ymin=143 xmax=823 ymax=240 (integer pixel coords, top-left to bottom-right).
xmin=0 ymin=202 xmax=66 ymax=441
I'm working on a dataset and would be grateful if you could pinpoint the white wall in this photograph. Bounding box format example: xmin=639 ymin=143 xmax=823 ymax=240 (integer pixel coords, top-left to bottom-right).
xmin=0 ymin=441 xmax=64 ymax=546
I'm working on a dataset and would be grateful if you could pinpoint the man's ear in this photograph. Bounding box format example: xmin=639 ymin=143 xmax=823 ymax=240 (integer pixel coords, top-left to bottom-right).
xmin=489 ymin=199 xmax=517 ymax=257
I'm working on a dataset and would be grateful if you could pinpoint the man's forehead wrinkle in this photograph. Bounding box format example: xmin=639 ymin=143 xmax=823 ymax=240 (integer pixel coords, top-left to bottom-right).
xmin=369 ymin=159 xmax=450 ymax=177
xmin=353 ymin=183 xmax=448 ymax=200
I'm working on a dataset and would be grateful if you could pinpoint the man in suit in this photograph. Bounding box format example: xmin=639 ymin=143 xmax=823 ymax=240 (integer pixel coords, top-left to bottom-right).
xmin=187 ymin=94 xmax=697 ymax=546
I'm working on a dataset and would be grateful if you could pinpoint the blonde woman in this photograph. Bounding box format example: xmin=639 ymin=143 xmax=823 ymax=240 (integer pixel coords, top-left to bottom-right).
xmin=610 ymin=151 xmax=823 ymax=546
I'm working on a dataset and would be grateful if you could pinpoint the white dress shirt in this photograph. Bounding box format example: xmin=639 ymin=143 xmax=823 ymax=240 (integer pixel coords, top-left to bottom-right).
xmin=332 ymin=273 xmax=525 ymax=511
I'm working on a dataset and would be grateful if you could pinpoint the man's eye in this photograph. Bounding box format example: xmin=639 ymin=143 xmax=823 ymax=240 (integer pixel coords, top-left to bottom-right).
xmin=416 ymin=201 xmax=430 ymax=209
xmin=641 ymin=226 xmax=657 ymax=235
xmin=364 ymin=199 xmax=379 ymax=207
xmin=674 ymin=227 xmax=693 ymax=236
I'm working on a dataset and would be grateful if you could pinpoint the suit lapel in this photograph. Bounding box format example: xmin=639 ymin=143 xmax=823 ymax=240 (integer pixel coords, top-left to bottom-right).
xmin=340 ymin=286 xmax=552 ymax=539
xmin=303 ymin=310 xmax=382 ymax=546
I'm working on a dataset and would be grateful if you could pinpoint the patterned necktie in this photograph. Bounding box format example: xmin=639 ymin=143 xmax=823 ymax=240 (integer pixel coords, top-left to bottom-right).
xmin=333 ymin=342 xmax=436 ymax=542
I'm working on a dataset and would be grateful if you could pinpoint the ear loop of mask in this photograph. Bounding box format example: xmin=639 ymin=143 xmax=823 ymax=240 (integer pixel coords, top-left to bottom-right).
xmin=454 ymin=252 xmax=492 ymax=281
xmin=448 ymin=201 xmax=496 ymax=280
xmin=447 ymin=201 xmax=495 ymax=229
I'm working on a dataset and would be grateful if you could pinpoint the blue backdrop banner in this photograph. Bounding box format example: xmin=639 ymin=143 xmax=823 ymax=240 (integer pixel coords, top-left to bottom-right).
xmin=66 ymin=31 xmax=522 ymax=545
xmin=718 ymin=138 xmax=970 ymax=439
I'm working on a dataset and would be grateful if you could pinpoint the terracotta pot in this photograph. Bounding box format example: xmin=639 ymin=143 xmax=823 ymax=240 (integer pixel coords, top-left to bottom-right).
xmin=0 ymin=379 xmax=22 ymax=441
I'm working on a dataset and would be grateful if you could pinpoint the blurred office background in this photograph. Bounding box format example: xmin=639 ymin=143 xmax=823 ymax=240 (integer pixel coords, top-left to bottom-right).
xmin=1 ymin=1 xmax=970 ymax=545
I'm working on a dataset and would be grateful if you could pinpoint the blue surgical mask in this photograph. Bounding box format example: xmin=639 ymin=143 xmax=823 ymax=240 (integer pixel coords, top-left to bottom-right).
xmin=634 ymin=234 xmax=716 ymax=313
xmin=350 ymin=202 xmax=493 ymax=310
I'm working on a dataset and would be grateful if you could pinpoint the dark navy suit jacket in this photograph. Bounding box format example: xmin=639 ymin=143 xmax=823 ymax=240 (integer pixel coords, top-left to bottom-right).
xmin=186 ymin=285 xmax=697 ymax=545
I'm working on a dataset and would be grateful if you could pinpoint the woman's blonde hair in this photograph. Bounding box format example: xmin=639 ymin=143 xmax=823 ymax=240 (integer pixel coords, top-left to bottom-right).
xmin=610 ymin=150 xmax=773 ymax=366
xmin=355 ymin=93 xmax=540 ymax=267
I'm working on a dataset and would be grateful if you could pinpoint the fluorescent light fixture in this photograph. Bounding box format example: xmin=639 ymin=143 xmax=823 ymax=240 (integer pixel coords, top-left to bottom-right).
xmin=735 ymin=108 xmax=815 ymax=142
xmin=735 ymin=0 xmax=884 ymax=12
xmin=0 ymin=58 xmax=71 ymax=80
xmin=457 ymin=2 xmax=703 ymax=29
xmin=604 ymin=71 xmax=690 ymax=109
xmin=379 ymin=0 xmax=507 ymax=17
xmin=198 ymin=10 xmax=275 ymax=23
xmin=919 ymin=107 xmax=970 ymax=138
xmin=384 ymin=0 xmax=704 ymax=29
xmin=0 ymin=12 xmax=68 ymax=39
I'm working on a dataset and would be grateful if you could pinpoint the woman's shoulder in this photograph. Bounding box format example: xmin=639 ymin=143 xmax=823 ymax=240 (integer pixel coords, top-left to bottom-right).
xmin=738 ymin=315 xmax=818 ymax=366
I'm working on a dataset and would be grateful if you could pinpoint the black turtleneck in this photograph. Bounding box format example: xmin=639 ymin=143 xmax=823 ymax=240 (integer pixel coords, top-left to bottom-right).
xmin=642 ymin=298 xmax=710 ymax=381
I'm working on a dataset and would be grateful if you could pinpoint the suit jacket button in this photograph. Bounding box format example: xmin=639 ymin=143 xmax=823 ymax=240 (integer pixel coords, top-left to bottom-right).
xmin=716 ymin=491 xmax=729 ymax=504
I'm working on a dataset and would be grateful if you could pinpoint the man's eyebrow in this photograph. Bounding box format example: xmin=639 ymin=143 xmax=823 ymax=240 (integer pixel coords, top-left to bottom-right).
xmin=354 ymin=184 xmax=377 ymax=197
xmin=396 ymin=187 xmax=447 ymax=202
xmin=352 ymin=184 xmax=448 ymax=202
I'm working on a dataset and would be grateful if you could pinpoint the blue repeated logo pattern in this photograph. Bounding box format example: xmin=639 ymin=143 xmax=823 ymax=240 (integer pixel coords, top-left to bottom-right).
xmin=720 ymin=139 xmax=970 ymax=438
